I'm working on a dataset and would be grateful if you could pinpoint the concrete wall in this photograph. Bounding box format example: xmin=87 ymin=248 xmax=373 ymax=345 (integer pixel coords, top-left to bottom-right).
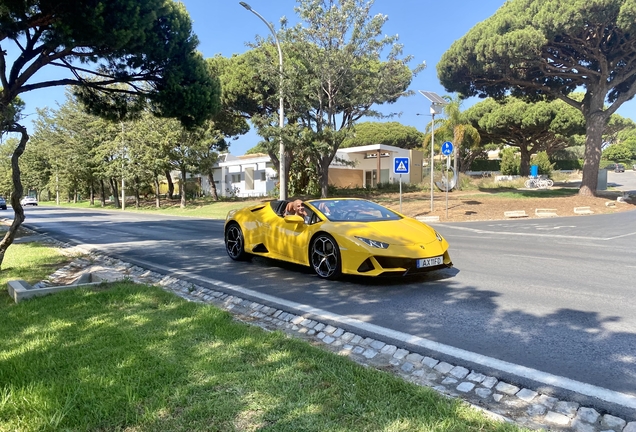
xmin=328 ymin=168 xmax=364 ymax=188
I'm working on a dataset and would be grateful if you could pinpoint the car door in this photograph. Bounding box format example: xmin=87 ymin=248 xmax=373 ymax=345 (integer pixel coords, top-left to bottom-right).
xmin=266 ymin=208 xmax=316 ymax=263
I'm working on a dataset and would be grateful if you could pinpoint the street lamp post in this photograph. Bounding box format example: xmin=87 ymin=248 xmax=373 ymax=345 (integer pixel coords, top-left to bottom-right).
xmin=121 ymin=122 xmax=126 ymax=211
xmin=419 ymin=91 xmax=448 ymax=212
xmin=239 ymin=2 xmax=286 ymax=200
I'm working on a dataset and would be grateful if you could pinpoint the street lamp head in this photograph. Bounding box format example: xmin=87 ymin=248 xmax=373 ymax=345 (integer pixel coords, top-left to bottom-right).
xmin=239 ymin=2 xmax=251 ymax=10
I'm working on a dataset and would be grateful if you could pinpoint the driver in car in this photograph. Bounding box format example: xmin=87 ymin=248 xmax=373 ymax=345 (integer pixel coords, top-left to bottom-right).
xmin=284 ymin=199 xmax=307 ymax=218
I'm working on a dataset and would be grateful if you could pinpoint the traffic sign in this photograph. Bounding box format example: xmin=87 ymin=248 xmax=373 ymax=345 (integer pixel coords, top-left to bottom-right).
xmin=441 ymin=141 xmax=453 ymax=156
xmin=394 ymin=157 xmax=410 ymax=174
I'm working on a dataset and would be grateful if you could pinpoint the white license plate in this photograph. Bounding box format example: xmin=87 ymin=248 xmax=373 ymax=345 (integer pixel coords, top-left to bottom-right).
xmin=417 ymin=256 xmax=443 ymax=268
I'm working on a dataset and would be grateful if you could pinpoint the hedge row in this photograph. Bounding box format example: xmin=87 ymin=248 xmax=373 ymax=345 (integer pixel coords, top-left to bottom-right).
xmin=469 ymin=159 xmax=584 ymax=171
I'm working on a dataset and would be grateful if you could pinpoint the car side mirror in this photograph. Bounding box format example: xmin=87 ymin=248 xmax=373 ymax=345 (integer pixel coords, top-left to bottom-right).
xmin=284 ymin=214 xmax=305 ymax=224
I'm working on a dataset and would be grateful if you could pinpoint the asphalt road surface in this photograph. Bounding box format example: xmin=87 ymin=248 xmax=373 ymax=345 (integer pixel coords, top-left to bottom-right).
xmin=10 ymin=193 xmax=636 ymax=415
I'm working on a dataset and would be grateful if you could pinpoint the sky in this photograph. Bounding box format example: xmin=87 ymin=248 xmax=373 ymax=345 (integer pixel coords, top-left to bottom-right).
xmin=12 ymin=0 xmax=636 ymax=155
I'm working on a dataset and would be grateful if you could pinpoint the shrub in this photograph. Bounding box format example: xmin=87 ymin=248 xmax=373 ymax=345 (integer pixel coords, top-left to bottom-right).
xmin=552 ymin=159 xmax=582 ymax=170
xmin=500 ymin=147 xmax=520 ymax=175
xmin=532 ymin=151 xmax=555 ymax=176
xmin=470 ymin=159 xmax=501 ymax=171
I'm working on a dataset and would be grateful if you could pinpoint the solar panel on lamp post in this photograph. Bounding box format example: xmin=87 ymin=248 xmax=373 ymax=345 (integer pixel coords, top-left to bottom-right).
xmin=239 ymin=2 xmax=286 ymax=200
xmin=419 ymin=91 xmax=448 ymax=212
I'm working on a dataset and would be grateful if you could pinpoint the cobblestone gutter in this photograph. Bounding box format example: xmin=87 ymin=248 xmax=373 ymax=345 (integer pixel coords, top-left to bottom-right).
xmin=13 ymin=236 xmax=636 ymax=432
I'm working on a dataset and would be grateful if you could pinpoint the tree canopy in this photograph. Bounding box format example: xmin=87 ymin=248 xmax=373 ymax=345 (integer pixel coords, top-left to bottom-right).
xmin=228 ymin=0 xmax=421 ymax=197
xmin=0 ymin=0 xmax=221 ymax=267
xmin=437 ymin=0 xmax=636 ymax=195
xmin=463 ymin=97 xmax=585 ymax=175
xmin=340 ymin=122 xmax=424 ymax=149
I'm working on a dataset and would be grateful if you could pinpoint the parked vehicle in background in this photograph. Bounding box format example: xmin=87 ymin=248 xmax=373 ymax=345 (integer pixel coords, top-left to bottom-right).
xmin=0 ymin=196 xmax=6 ymax=210
xmin=605 ymin=163 xmax=617 ymax=170
xmin=20 ymin=196 xmax=38 ymax=206
xmin=633 ymin=164 xmax=636 ymax=171
xmin=614 ymin=163 xmax=625 ymax=173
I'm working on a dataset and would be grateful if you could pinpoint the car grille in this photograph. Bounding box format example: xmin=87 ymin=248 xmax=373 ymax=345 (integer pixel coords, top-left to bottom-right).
xmin=374 ymin=257 xmax=414 ymax=269
xmin=357 ymin=256 xmax=448 ymax=276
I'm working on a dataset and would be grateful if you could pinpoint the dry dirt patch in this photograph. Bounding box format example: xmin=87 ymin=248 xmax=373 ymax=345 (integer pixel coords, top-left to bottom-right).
xmin=376 ymin=189 xmax=635 ymax=222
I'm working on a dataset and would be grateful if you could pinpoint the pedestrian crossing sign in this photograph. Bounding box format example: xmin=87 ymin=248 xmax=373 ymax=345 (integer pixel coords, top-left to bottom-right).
xmin=394 ymin=157 xmax=410 ymax=174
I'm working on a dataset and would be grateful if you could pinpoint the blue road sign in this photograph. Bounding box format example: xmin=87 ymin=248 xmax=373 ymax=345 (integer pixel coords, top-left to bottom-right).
xmin=441 ymin=141 xmax=454 ymax=156
xmin=394 ymin=157 xmax=410 ymax=174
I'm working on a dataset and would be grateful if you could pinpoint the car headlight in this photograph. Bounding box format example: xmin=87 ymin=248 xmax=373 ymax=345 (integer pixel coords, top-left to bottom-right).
xmin=435 ymin=231 xmax=443 ymax=242
xmin=355 ymin=236 xmax=389 ymax=249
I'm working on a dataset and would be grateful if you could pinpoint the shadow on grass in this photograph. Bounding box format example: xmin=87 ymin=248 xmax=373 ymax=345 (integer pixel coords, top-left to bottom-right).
xmin=0 ymin=284 xmax=521 ymax=432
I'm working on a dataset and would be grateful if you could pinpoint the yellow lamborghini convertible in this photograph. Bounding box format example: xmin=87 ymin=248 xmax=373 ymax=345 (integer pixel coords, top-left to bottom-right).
xmin=224 ymin=198 xmax=452 ymax=279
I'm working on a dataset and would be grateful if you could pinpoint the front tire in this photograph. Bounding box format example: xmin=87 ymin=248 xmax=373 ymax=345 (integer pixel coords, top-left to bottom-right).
xmin=310 ymin=234 xmax=342 ymax=279
xmin=225 ymin=222 xmax=250 ymax=261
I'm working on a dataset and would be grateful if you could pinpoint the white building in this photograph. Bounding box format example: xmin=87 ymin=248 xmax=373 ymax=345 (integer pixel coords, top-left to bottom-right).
xmin=329 ymin=144 xmax=424 ymax=189
xmin=201 ymin=144 xmax=425 ymax=198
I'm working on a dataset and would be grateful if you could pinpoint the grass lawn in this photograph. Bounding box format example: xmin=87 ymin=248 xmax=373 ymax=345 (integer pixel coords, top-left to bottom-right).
xmin=0 ymin=243 xmax=525 ymax=432
xmin=45 ymin=197 xmax=257 ymax=219
xmin=0 ymin=230 xmax=73 ymax=286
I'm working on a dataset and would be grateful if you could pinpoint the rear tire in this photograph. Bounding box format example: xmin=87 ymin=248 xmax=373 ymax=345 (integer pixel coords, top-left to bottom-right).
xmin=310 ymin=234 xmax=342 ymax=279
xmin=225 ymin=222 xmax=250 ymax=261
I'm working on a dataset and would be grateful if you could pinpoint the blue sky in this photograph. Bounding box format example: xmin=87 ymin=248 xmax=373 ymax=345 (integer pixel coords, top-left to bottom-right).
xmin=14 ymin=0 xmax=636 ymax=155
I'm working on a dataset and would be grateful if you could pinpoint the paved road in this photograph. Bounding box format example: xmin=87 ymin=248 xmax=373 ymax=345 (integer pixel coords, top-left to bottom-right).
xmin=607 ymin=168 xmax=636 ymax=192
xmin=10 ymin=201 xmax=636 ymax=416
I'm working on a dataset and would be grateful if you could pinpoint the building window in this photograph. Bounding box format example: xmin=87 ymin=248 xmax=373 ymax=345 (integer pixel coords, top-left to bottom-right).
xmin=260 ymin=172 xmax=266 ymax=181
xmin=231 ymin=174 xmax=241 ymax=183
xmin=364 ymin=152 xmax=391 ymax=159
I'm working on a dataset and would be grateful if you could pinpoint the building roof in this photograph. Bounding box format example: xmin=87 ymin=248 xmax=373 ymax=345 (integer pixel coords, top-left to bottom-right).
xmin=337 ymin=143 xmax=405 ymax=154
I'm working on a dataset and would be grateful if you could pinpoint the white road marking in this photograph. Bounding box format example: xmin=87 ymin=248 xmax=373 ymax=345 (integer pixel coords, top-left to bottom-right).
xmin=439 ymin=224 xmax=636 ymax=241
xmin=125 ymin=256 xmax=636 ymax=411
xmin=503 ymin=254 xmax=561 ymax=261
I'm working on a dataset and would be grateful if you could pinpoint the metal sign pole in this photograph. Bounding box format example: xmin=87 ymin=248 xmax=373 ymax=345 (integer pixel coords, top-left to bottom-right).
xmin=446 ymin=156 xmax=449 ymax=219
xmin=430 ymin=112 xmax=435 ymax=212
xmin=399 ymin=174 xmax=402 ymax=213
xmin=440 ymin=141 xmax=454 ymax=220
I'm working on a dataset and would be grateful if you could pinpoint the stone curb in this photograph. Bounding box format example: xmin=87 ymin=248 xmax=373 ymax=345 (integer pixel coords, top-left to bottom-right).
xmin=10 ymin=234 xmax=636 ymax=432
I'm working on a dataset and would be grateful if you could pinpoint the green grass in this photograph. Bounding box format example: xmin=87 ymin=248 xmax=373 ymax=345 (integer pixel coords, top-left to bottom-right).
xmin=43 ymin=197 xmax=261 ymax=219
xmin=0 ymin=280 xmax=525 ymax=432
xmin=0 ymin=233 xmax=72 ymax=286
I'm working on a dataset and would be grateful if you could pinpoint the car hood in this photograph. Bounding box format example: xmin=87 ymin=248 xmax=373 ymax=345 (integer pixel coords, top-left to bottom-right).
xmin=325 ymin=218 xmax=440 ymax=246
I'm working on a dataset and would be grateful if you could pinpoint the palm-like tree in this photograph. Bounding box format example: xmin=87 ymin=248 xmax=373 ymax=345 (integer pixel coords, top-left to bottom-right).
xmin=422 ymin=96 xmax=482 ymax=183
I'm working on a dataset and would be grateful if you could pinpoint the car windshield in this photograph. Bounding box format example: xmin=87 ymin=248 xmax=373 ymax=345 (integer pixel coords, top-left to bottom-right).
xmin=308 ymin=199 xmax=401 ymax=222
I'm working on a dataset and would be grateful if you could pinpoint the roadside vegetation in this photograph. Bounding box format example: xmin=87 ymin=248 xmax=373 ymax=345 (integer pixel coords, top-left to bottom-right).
xmin=0 ymin=227 xmax=72 ymax=286
xmin=0 ymin=239 xmax=524 ymax=432
xmin=39 ymin=171 xmax=589 ymax=219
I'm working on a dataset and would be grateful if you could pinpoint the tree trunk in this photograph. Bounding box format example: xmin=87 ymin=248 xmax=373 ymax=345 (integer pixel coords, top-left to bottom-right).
xmin=207 ymin=171 xmax=219 ymax=200
xmin=134 ymin=178 xmax=140 ymax=209
xmin=154 ymin=175 xmax=161 ymax=208
xmin=453 ymin=146 xmax=460 ymax=191
xmin=579 ymin=112 xmax=606 ymax=196
xmin=284 ymin=150 xmax=293 ymax=199
xmin=73 ymin=189 xmax=78 ymax=203
xmin=165 ymin=169 xmax=174 ymax=199
xmin=180 ymin=167 xmax=187 ymax=209
xmin=0 ymin=125 xmax=28 ymax=269
xmin=319 ymin=156 xmax=330 ymax=198
xmin=90 ymin=182 xmax=95 ymax=206
xmin=100 ymin=179 xmax=106 ymax=207
xmin=110 ymin=178 xmax=120 ymax=208
xmin=519 ymin=145 xmax=532 ymax=177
